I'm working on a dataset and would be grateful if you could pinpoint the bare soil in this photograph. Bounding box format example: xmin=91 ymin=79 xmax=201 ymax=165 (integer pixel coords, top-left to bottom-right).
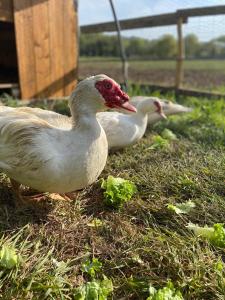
xmin=79 ymin=62 xmax=225 ymax=91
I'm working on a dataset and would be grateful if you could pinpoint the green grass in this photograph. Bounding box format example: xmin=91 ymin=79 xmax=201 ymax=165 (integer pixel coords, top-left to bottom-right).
xmin=0 ymin=93 xmax=224 ymax=299
xmin=80 ymin=57 xmax=225 ymax=72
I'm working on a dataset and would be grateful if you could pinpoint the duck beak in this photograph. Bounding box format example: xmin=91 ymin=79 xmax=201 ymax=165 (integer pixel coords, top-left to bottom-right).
xmin=105 ymin=91 xmax=137 ymax=113
xmin=116 ymin=89 xmax=137 ymax=112
xmin=119 ymin=101 xmax=137 ymax=112
xmin=105 ymin=99 xmax=137 ymax=112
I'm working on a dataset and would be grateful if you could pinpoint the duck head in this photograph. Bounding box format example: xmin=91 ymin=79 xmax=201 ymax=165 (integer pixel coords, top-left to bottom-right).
xmin=71 ymin=74 xmax=136 ymax=113
xmin=95 ymin=75 xmax=136 ymax=112
xmin=137 ymin=98 xmax=166 ymax=119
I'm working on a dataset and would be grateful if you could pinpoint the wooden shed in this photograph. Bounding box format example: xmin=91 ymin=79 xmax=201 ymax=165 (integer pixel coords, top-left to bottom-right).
xmin=0 ymin=0 xmax=78 ymax=99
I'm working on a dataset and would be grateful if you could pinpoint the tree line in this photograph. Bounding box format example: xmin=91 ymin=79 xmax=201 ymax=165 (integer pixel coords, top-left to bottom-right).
xmin=80 ymin=33 xmax=225 ymax=59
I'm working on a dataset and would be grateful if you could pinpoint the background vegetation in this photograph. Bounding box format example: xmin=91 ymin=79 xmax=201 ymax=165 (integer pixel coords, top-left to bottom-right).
xmin=80 ymin=33 xmax=225 ymax=59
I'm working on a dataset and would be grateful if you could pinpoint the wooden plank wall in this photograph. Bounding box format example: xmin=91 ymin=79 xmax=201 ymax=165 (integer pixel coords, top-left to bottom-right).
xmin=13 ymin=0 xmax=78 ymax=99
xmin=63 ymin=0 xmax=78 ymax=95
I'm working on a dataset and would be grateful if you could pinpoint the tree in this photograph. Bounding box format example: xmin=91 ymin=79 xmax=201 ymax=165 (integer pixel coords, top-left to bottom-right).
xmin=152 ymin=35 xmax=177 ymax=59
xmin=125 ymin=37 xmax=149 ymax=57
xmin=184 ymin=34 xmax=199 ymax=58
xmin=79 ymin=33 xmax=225 ymax=59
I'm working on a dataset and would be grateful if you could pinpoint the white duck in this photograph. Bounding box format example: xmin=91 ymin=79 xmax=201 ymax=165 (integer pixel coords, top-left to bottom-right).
xmin=0 ymin=99 xmax=164 ymax=151
xmin=1 ymin=96 xmax=191 ymax=130
xmin=97 ymin=98 xmax=165 ymax=150
xmin=131 ymin=96 xmax=192 ymax=126
xmin=0 ymin=74 xmax=136 ymax=204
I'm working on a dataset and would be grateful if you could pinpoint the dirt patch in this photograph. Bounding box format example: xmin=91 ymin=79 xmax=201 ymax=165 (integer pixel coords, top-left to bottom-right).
xmin=79 ymin=63 xmax=225 ymax=90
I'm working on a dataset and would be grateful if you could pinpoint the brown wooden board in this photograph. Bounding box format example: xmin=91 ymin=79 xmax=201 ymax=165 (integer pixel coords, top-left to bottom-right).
xmin=48 ymin=0 xmax=64 ymax=97
xmin=32 ymin=0 xmax=51 ymax=98
xmin=177 ymin=5 xmax=225 ymax=17
xmin=13 ymin=0 xmax=78 ymax=99
xmin=175 ymin=17 xmax=184 ymax=89
xmin=81 ymin=5 xmax=225 ymax=34
xmin=81 ymin=13 xmax=187 ymax=33
xmin=13 ymin=0 xmax=37 ymax=99
xmin=63 ymin=0 xmax=78 ymax=96
xmin=131 ymin=83 xmax=225 ymax=99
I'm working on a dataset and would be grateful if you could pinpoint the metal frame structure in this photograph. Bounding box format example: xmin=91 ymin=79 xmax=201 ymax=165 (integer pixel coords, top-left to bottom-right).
xmin=81 ymin=5 xmax=225 ymax=99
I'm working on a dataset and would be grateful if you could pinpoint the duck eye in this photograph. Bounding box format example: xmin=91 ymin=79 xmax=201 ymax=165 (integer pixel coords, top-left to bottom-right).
xmin=104 ymin=82 xmax=112 ymax=89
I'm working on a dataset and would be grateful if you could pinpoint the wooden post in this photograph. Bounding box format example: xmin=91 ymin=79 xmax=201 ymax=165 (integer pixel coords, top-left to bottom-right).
xmin=175 ymin=16 xmax=184 ymax=89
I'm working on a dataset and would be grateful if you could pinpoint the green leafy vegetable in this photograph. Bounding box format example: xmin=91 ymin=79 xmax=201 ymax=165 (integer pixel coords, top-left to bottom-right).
xmin=146 ymin=281 xmax=184 ymax=300
xmin=215 ymin=260 xmax=224 ymax=272
xmin=167 ymin=200 xmax=196 ymax=214
xmin=87 ymin=218 xmax=104 ymax=228
xmin=148 ymin=135 xmax=170 ymax=150
xmin=73 ymin=275 xmax=113 ymax=300
xmin=161 ymin=129 xmax=177 ymax=141
xmin=82 ymin=258 xmax=102 ymax=277
xmin=0 ymin=244 xmax=18 ymax=269
xmin=127 ymin=276 xmax=150 ymax=293
xmin=148 ymin=129 xmax=177 ymax=151
xmin=101 ymin=175 xmax=137 ymax=209
xmin=131 ymin=254 xmax=145 ymax=266
xmin=187 ymin=223 xmax=225 ymax=248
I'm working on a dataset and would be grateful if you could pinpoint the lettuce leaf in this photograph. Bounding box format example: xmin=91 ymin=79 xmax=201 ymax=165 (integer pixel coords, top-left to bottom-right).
xmin=187 ymin=223 xmax=225 ymax=248
xmin=167 ymin=200 xmax=195 ymax=214
xmin=73 ymin=276 xmax=113 ymax=300
xmin=146 ymin=281 xmax=184 ymax=300
xmin=0 ymin=244 xmax=18 ymax=269
xmin=81 ymin=258 xmax=102 ymax=278
xmin=148 ymin=135 xmax=170 ymax=150
xmin=87 ymin=218 xmax=104 ymax=228
xmin=101 ymin=176 xmax=137 ymax=209
xmin=161 ymin=129 xmax=177 ymax=141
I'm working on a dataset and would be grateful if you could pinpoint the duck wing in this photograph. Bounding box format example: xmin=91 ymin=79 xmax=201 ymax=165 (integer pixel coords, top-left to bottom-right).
xmin=0 ymin=106 xmax=71 ymax=129
xmin=0 ymin=111 xmax=54 ymax=174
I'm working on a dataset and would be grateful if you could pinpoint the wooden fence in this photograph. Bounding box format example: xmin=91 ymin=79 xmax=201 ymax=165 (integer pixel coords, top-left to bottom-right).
xmin=81 ymin=5 xmax=225 ymax=99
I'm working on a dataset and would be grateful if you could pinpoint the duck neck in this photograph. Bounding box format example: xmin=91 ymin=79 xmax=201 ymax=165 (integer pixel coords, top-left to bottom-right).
xmin=69 ymin=94 xmax=100 ymax=129
xmin=128 ymin=109 xmax=148 ymax=127
xmin=137 ymin=99 xmax=155 ymax=116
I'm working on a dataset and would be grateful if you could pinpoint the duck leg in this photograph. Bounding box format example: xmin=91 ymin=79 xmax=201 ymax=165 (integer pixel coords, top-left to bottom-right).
xmin=10 ymin=178 xmax=77 ymax=204
xmin=10 ymin=178 xmax=26 ymax=206
xmin=49 ymin=192 xmax=78 ymax=202
xmin=10 ymin=178 xmax=47 ymax=206
xmin=61 ymin=192 xmax=79 ymax=201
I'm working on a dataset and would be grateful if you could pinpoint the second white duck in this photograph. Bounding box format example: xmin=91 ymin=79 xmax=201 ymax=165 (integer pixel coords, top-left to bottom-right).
xmin=131 ymin=96 xmax=192 ymax=126
xmin=97 ymin=98 xmax=165 ymax=150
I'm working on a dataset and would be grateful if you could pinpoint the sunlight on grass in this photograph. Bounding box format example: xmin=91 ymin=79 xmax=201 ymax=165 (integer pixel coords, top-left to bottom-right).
xmin=0 ymin=92 xmax=224 ymax=299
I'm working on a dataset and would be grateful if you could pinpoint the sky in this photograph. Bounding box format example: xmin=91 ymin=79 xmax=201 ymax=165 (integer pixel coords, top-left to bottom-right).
xmin=78 ymin=0 xmax=225 ymax=41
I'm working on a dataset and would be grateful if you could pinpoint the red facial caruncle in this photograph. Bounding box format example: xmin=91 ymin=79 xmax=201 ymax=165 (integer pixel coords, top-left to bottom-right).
xmin=95 ymin=79 xmax=136 ymax=112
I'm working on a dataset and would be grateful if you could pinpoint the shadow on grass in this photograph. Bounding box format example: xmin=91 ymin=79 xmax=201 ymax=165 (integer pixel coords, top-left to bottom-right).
xmin=81 ymin=182 xmax=108 ymax=217
xmin=0 ymin=184 xmax=53 ymax=232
